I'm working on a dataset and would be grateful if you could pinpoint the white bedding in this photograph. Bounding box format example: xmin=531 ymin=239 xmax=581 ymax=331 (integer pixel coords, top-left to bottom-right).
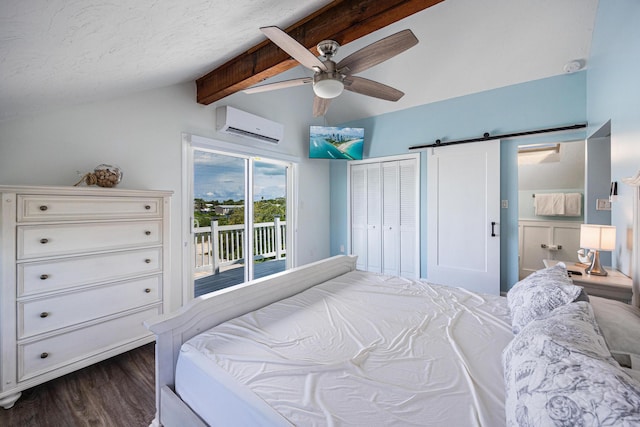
xmin=176 ymin=270 xmax=513 ymax=426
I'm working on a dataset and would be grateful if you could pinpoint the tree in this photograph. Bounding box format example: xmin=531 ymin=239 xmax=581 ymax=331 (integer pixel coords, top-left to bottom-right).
xmin=193 ymin=197 xmax=286 ymax=227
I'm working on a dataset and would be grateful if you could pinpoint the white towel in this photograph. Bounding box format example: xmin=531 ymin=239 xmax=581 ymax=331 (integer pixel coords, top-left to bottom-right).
xmin=535 ymin=193 xmax=565 ymax=215
xmin=564 ymin=193 xmax=582 ymax=216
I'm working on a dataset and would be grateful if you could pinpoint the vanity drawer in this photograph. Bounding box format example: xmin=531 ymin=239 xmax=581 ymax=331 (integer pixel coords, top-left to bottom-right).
xmin=18 ymin=275 xmax=162 ymax=338
xmin=17 ymin=221 xmax=162 ymax=260
xmin=18 ymin=195 xmax=162 ymax=222
xmin=18 ymin=248 xmax=162 ymax=296
xmin=19 ymin=306 xmax=160 ymax=381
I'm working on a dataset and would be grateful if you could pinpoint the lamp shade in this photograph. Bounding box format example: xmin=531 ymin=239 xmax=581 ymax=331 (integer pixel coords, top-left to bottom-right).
xmin=580 ymin=224 xmax=616 ymax=251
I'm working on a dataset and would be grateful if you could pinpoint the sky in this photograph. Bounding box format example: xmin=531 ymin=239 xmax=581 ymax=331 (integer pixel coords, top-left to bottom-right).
xmin=194 ymin=150 xmax=286 ymax=202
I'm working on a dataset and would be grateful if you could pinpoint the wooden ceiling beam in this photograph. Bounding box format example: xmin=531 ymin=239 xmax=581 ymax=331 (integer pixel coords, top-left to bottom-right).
xmin=196 ymin=0 xmax=445 ymax=105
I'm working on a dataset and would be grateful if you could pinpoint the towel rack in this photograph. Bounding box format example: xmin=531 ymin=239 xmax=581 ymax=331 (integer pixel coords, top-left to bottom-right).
xmin=541 ymin=244 xmax=562 ymax=250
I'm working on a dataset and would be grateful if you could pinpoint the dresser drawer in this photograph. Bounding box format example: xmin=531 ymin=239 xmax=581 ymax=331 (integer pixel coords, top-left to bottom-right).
xmin=17 ymin=221 xmax=162 ymax=260
xmin=19 ymin=275 xmax=162 ymax=338
xmin=18 ymin=306 xmax=160 ymax=381
xmin=18 ymin=248 xmax=162 ymax=296
xmin=18 ymin=195 xmax=162 ymax=222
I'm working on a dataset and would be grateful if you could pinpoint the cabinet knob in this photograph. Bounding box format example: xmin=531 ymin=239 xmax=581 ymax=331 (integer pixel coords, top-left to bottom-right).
xmin=145 ymin=205 xmax=151 ymax=210
xmin=40 ymin=238 xmax=49 ymax=244
xmin=40 ymin=352 xmax=49 ymax=359
xmin=144 ymin=259 xmax=151 ymax=264
xmin=145 ymin=231 xmax=151 ymax=236
xmin=144 ymin=288 xmax=151 ymax=293
xmin=40 ymin=274 xmax=49 ymax=280
xmin=39 ymin=205 xmax=48 ymax=211
xmin=40 ymin=312 xmax=49 ymax=318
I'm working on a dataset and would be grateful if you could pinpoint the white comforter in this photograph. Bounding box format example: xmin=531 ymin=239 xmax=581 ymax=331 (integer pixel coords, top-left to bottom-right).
xmin=176 ymin=270 xmax=513 ymax=426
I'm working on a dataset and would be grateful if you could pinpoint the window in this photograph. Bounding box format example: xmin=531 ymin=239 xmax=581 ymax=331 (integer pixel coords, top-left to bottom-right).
xmin=183 ymin=134 xmax=296 ymax=300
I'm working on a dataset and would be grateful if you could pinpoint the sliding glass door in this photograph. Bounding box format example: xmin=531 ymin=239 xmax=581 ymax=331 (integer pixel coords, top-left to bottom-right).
xmin=191 ymin=149 xmax=290 ymax=297
xmin=252 ymin=160 xmax=288 ymax=281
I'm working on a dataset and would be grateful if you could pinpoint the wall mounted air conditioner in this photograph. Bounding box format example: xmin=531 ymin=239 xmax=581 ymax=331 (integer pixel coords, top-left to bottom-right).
xmin=216 ymin=106 xmax=284 ymax=144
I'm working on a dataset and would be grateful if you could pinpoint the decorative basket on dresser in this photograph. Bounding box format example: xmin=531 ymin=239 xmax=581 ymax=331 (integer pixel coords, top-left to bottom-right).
xmin=0 ymin=185 xmax=171 ymax=409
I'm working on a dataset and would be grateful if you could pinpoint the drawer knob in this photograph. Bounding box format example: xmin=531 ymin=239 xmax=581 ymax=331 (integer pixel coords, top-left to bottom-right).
xmin=145 ymin=205 xmax=151 ymax=210
xmin=40 ymin=312 xmax=49 ymax=318
xmin=40 ymin=238 xmax=49 ymax=244
xmin=144 ymin=258 xmax=151 ymax=264
xmin=39 ymin=205 xmax=48 ymax=211
xmin=145 ymin=231 xmax=151 ymax=236
xmin=144 ymin=288 xmax=151 ymax=293
xmin=40 ymin=352 xmax=49 ymax=359
xmin=40 ymin=274 xmax=49 ymax=280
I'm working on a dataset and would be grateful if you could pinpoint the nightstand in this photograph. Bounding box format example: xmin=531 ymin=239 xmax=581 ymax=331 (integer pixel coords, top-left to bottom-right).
xmin=543 ymin=259 xmax=633 ymax=304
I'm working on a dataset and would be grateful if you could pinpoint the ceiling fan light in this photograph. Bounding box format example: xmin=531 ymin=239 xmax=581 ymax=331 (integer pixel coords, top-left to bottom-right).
xmin=313 ymin=79 xmax=344 ymax=99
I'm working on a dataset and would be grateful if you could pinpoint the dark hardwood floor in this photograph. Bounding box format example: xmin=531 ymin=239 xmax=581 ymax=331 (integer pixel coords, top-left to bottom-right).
xmin=0 ymin=343 xmax=155 ymax=427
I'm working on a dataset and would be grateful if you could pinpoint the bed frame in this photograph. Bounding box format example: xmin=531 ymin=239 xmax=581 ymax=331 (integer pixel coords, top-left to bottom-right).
xmin=144 ymin=255 xmax=358 ymax=427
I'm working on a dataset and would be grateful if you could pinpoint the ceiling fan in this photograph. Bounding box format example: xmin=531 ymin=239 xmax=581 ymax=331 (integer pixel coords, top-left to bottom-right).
xmin=243 ymin=26 xmax=419 ymax=117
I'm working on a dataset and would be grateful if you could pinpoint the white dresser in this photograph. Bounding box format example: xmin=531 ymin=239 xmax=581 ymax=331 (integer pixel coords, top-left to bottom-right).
xmin=0 ymin=185 xmax=171 ymax=409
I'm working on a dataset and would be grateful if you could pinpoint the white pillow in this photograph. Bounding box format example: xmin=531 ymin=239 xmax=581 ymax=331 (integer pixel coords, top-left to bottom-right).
xmin=507 ymin=263 xmax=583 ymax=334
xmin=590 ymin=295 xmax=640 ymax=368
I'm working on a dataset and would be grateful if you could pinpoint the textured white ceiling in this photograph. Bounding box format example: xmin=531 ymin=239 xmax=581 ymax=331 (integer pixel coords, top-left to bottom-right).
xmin=0 ymin=0 xmax=332 ymax=121
xmin=0 ymin=0 xmax=598 ymax=122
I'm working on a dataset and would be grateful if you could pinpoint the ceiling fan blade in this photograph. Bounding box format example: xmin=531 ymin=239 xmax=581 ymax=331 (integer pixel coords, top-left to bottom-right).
xmin=337 ymin=29 xmax=418 ymax=75
xmin=313 ymin=96 xmax=332 ymax=117
xmin=243 ymin=77 xmax=312 ymax=94
xmin=261 ymin=26 xmax=327 ymax=72
xmin=344 ymin=76 xmax=404 ymax=101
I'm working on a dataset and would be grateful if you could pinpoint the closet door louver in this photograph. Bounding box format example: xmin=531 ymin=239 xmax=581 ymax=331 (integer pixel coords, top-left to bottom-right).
xmin=399 ymin=159 xmax=418 ymax=278
xmin=351 ymin=166 xmax=368 ymax=271
xmin=382 ymin=162 xmax=400 ymax=276
xmin=366 ymin=164 xmax=382 ymax=273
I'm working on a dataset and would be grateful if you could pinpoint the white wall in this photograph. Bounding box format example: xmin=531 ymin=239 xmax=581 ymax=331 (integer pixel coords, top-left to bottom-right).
xmin=0 ymin=82 xmax=331 ymax=311
xmin=517 ymin=140 xmax=585 ymax=191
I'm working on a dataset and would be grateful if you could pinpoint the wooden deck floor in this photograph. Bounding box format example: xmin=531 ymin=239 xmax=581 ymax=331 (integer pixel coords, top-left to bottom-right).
xmin=195 ymin=259 xmax=286 ymax=297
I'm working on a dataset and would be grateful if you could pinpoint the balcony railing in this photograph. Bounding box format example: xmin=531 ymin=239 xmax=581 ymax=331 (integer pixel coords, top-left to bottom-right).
xmin=194 ymin=218 xmax=286 ymax=274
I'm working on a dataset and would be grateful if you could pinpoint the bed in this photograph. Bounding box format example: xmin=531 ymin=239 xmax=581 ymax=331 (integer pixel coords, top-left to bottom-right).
xmin=145 ymin=255 xmax=640 ymax=427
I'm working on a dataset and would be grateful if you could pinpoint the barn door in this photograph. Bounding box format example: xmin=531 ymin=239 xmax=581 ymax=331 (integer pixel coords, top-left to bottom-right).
xmin=427 ymin=140 xmax=500 ymax=294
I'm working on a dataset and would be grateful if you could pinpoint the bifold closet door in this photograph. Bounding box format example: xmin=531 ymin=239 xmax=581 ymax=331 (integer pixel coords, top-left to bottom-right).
xmin=382 ymin=160 xmax=418 ymax=277
xmin=351 ymin=158 xmax=418 ymax=278
xmin=351 ymin=163 xmax=381 ymax=272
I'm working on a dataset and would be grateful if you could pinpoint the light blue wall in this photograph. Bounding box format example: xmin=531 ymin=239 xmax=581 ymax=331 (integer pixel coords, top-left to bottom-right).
xmin=587 ymin=0 xmax=640 ymax=277
xmin=585 ymin=136 xmax=612 ymax=226
xmin=330 ymin=72 xmax=587 ymax=292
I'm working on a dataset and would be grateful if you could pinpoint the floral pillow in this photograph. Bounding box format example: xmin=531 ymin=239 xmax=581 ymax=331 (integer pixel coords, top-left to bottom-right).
xmin=503 ymin=302 xmax=640 ymax=427
xmin=507 ymin=263 xmax=583 ymax=334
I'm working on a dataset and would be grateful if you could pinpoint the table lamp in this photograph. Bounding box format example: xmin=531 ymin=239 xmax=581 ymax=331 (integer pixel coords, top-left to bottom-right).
xmin=579 ymin=224 xmax=616 ymax=276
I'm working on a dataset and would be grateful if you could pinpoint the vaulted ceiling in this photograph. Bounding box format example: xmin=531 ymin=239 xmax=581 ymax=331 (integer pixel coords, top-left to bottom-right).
xmin=0 ymin=0 xmax=598 ymax=123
